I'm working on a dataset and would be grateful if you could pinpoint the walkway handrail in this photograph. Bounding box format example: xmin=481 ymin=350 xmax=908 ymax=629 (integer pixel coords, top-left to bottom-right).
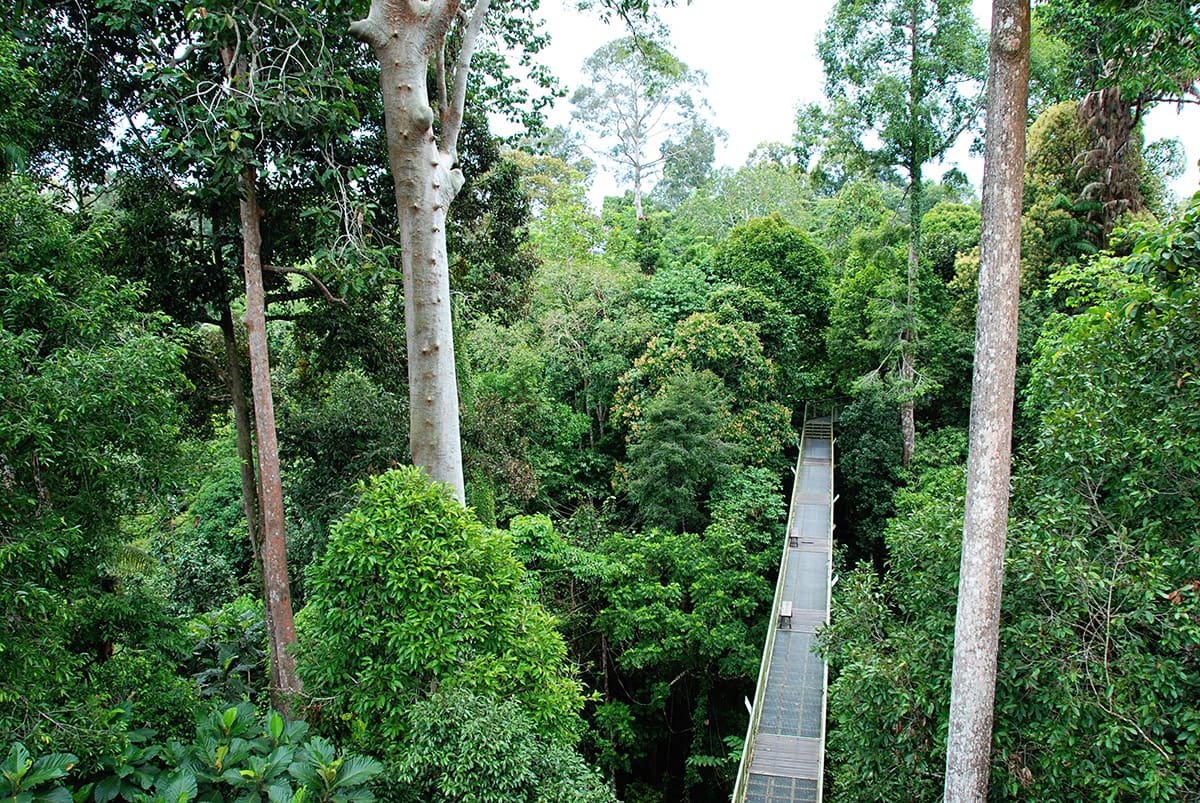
xmin=730 ymin=404 xmax=815 ymax=801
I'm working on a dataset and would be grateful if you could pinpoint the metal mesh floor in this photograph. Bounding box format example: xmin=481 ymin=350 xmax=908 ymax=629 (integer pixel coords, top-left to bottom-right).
xmin=738 ymin=423 xmax=832 ymax=803
xmin=745 ymin=774 xmax=820 ymax=803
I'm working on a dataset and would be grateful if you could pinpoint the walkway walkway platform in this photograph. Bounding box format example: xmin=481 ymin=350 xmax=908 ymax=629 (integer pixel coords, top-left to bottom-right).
xmin=732 ymin=415 xmax=834 ymax=803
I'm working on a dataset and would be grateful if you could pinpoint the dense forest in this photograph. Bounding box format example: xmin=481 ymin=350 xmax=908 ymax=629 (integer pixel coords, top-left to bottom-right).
xmin=1 ymin=0 xmax=1198 ymax=800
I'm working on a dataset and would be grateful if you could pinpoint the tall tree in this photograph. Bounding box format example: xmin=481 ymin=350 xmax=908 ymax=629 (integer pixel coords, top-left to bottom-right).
xmin=139 ymin=0 xmax=369 ymax=707
xmin=571 ymin=35 xmax=706 ymax=218
xmin=818 ymin=0 xmax=985 ymax=465
xmin=348 ymin=1 xmax=495 ymax=503
xmin=943 ymin=1 xmax=1030 ymax=799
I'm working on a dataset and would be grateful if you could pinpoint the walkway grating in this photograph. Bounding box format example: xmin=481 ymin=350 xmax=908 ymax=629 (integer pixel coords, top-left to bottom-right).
xmin=732 ymin=414 xmax=834 ymax=803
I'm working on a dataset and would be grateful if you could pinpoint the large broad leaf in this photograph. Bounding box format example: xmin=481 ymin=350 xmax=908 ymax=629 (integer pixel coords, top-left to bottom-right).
xmin=157 ymin=769 xmax=198 ymax=803
xmin=92 ymin=775 xmax=121 ymax=803
xmin=267 ymin=782 xmax=301 ymax=803
xmin=329 ymin=756 xmax=383 ymax=789
xmin=24 ymin=751 xmax=77 ymax=787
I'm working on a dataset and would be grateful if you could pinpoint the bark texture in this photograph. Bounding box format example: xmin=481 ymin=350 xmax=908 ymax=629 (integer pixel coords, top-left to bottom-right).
xmin=240 ymin=164 xmax=302 ymax=709
xmin=943 ymin=2 xmax=1029 ymax=799
xmin=351 ymin=0 xmax=492 ymax=504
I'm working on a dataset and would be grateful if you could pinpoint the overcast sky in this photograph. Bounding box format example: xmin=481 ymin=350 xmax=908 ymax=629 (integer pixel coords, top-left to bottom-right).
xmin=509 ymin=0 xmax=1200 ymax=209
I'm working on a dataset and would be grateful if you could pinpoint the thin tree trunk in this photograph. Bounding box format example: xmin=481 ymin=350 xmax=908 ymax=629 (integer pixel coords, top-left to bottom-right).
xmin=239 ymin=163 xmax=302 ymax=710
xmin=633 ymin=166 xmax=644 ymax=219
xmin=900 ymin=168 xmax=921 ymax=468
xmin=900 ymin=5 xmax=922 ymax=468
xmin=943 ymin=2 xmax=1030 ymax=799
xmin=219 ymin=300 xmax=262 ymax=572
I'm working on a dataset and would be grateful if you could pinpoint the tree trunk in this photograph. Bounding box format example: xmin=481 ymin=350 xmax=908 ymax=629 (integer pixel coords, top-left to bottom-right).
xmin=900 ymin=6 xmax=922 ymax=468
xmin=239 ymin=163 xmax=302 ymax=710
xmin=633 ymin=164 xmax=644 ymax=219
xmin=943 ymin=2 xmax=1030 ymax=799
xmin=350 ymin=0 xmax=489 ymax=505
xmin=219 ymin=301 xmax=262 ymax=573
xmin=900 ymin=166 xmax=921 ymax=468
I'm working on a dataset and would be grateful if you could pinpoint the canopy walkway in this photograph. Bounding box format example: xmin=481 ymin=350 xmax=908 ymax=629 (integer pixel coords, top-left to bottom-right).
xmin=732 ymin=412 xmax=834 ymax=803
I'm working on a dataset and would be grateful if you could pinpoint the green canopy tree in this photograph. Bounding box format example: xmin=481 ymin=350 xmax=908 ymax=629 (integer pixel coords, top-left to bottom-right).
xmin=572 ymin=35 xmax=708 ymax=218
xmin=818 ymin=0 xmax=985 ymax=464
xmin=296 ymin=467 xmax=586 ymax=752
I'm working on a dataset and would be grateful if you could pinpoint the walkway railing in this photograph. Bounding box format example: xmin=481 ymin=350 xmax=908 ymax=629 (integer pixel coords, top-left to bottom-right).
xmin=731 ymin=405 xmax=835 ymax=803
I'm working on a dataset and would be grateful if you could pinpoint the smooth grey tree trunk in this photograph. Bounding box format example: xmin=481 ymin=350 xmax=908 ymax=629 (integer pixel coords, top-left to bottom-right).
xmin=943 ymin=1 xmax=1030 ymax=799
xmin=239 ymin=163 xmax=302 ymax=710
xmin=350 ymin=0 xmax=492 ymax=505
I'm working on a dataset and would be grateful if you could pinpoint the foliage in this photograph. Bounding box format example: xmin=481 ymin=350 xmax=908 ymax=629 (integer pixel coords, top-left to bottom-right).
xmin=1036 ymin=0 xmax=1200 ymax=104
xmin=157 ymin=434 xmax=255 ymax=616
xmin=0 ymin=742 xmax=75 ymax=803
xmin=1020 ymin=102 xmax=1106 ymax=288
xmin=0 ymin=34 xmax=37 ymax=176
xmin=624 ymin=367 xmax=737 ymax=532
xmin=296 ymin=468 xmax=586 ymax=756
xmin=833 ymin=388 xmax=903 ymax=559
xmin=613 ymin=312 xmax=791 ymax=472
xmin=919 ymin=202 xmax=980 ymax=283
xmin=278 ymin=369 xmax=408 ymax=578
xmin=5 ymin=704 xmax=383 ymax=803
xmin=824 ymin=203 xmax=1200 ymax=800
xmin=822 ymin=463 xmax=965 ymax=802
xmin=449 ymin=114 xmax=541 ymax=325
xmin=0 ymin=177 xmax=192 ymax=756
xmin=711 ymin=214 xmax=831 ymax=404
xmin=669 ymin=161 xmax=813 ymax=251
xmin=391 ymin=688 xmax=615 ymax=803
xmin=184 ymin=596 xmax=269 ymax=706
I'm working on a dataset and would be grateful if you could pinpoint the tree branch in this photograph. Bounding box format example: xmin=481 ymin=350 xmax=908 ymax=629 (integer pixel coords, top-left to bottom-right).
xmin=442 ymin=0 xmax=492 ymax=159
xmin=348 ymin=1 xmax=388 ymax=51
xmin=263 ymin=264 xmax=346 ymax=305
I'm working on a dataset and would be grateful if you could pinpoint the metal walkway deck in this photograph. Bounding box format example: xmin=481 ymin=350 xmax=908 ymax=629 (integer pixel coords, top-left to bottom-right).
xmin=732 ymin=414 xmax=834 ymax=803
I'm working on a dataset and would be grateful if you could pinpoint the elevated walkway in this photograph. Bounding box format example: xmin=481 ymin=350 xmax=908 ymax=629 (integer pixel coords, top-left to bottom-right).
xmin=732 ymin=413 xmax=834 ymax=803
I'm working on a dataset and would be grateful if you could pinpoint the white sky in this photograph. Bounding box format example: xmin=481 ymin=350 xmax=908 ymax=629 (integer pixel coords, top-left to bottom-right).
xmin=511 ymin=0 xmax=1200 ymax=209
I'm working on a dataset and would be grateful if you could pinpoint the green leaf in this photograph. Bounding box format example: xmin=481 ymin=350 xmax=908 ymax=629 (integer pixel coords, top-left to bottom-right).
xmin=158 ymin=769 xmax=197 ymax=803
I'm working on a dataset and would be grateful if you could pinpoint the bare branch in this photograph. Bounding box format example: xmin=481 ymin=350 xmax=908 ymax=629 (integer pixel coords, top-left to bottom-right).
xmin=263 ymin=264 xmax=346 ymax=305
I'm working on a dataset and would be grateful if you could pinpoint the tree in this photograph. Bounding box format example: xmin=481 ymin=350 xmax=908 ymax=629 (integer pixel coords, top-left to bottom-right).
xmin=394 ymin=688 xmax=616 ymax=803
xmin=710 ymin=215 xmax=831 ymax=406
xmin=296 ymin=467 xmax=586 ymax=753
xmin=624 ymin=367 xmax=736 ymax=532
xmin=943 ymin=1 xmax=1030 ymax=799
xmin=142 ymin=0 xmax=370 ymax=708
xmin=819 ymin=0 xmax=985 ymax=465
xmin=347 ymin=0 xmax=495 ymax=503
xmin=613 ymin=312 xmax=791 ymax=474
xmin=572 ymin=35 xmax=707 ymax=218
xmin=1035 ymin=0 xmax=1200 ymax=236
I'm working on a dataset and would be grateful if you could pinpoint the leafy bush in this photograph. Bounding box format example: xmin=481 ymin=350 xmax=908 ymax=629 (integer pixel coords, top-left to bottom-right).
xmin=392 ymin=688 xmax=615 ymax=803
xmin=296 ymin=468 xmax=586 ymax=755
xmin=3 ymin=704 xmax=382 ymax=803
xmin=185 ymin=596 xmax=269 ymax=705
